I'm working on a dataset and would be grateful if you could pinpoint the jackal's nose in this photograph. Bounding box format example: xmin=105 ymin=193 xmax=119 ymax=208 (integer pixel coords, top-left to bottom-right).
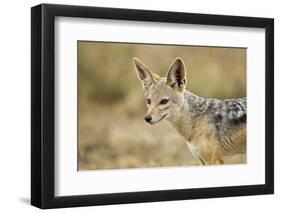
xmin=144 ymin=115 xmax=152 ymax=123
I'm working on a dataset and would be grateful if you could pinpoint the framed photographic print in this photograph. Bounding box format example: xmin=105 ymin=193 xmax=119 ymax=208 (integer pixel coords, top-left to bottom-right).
xmin=31 ymin=3 xmax=274 ymax=209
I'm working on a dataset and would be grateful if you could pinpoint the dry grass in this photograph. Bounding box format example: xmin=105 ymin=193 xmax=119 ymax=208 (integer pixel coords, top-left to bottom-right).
xmin=78 ymin=42 xmax=246 ymax=170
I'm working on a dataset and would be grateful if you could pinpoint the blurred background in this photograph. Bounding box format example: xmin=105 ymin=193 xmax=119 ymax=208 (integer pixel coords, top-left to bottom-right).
xmin=78 ymin=41 xmax=246 ymax=170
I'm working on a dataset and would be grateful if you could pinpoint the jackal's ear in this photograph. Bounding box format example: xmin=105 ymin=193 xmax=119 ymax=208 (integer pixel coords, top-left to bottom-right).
xmin=166 ymin=57 xmax=186 ymax=92
xmin=133 ymin=57 xmax=159 ymax=90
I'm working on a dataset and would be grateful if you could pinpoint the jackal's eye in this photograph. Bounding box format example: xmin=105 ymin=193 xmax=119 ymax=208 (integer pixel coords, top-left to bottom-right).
xmin=159 ymin=99 xmax=169 ymax=105
xmin=146 ymin=99 xmax=151 ymax=105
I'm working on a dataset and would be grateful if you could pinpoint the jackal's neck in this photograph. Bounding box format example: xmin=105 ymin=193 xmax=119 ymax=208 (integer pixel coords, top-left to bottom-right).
xmin=166 ymin=90 xmax=247 ymax=141
xmin=166 ymin=90 xmax=205 ymax=140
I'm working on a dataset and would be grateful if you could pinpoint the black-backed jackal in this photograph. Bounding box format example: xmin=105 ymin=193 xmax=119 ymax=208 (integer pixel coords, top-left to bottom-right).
xmin=133 ymin=57 xmax=246 ymax=165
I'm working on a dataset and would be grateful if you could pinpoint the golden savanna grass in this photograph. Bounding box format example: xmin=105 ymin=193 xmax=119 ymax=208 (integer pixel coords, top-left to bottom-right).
xmin=78 ymin=41 xmax=246 ymax=170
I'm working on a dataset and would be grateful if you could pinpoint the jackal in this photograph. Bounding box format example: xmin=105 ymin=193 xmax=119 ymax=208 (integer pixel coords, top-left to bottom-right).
xmin=133 ymin=57 xmax=246 ymax=165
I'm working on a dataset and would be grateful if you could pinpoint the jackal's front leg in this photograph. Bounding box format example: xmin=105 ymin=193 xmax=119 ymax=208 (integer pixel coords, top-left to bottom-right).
xmin=186 ymin=140 xmax=224 ymax=165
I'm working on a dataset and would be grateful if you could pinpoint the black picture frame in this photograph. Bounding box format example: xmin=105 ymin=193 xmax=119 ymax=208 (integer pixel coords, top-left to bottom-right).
xmin=31 ymin=3 xmax=274 ymax=209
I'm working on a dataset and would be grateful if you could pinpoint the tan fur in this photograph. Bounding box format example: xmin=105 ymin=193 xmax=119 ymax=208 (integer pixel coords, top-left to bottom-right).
xmin=133 ymin=57 xmax=246 ymax=165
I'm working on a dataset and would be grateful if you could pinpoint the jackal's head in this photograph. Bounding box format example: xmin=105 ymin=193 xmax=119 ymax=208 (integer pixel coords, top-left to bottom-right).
xmin=133 ymin=57 xmax=186 ymax=124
